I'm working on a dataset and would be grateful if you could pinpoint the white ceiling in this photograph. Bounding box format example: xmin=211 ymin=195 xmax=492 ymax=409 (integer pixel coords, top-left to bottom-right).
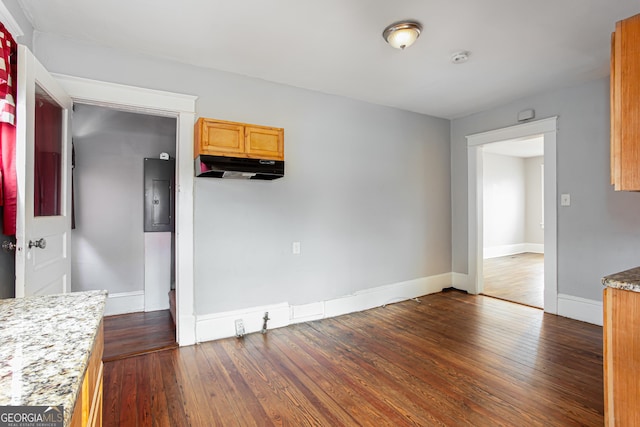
xmin=16 ymin=0 xmax=640 ymax=119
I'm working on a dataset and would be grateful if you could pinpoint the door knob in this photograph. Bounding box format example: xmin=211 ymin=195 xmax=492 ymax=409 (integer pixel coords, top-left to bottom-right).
xmin=28 ymin=238 xmax=46 ymax=249
xmin=2 ymin=241 xmax=16 ymax=252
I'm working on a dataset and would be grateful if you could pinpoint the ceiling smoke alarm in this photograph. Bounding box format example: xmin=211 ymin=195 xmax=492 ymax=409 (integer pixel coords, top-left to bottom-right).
xmin=450 ymin=51 xmax=470 ymax=64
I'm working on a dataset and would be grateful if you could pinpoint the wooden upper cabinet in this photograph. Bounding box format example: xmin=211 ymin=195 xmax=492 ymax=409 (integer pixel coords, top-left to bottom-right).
xmin=194 ymin=118 xmax=284 ymax=161
xmin=245 ymin=126 xmax=284 ymax=160
xmin=611 ymin=14 xmax=640 ymax=191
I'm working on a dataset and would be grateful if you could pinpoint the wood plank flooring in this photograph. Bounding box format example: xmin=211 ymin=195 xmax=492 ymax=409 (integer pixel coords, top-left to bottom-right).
xmin=103 ymin=310 xmax=177 ymax=362
xmin=102 ymin=290 xmax=603 ymax=426
xmin=483 ymin=252 xmax=544 ymax=308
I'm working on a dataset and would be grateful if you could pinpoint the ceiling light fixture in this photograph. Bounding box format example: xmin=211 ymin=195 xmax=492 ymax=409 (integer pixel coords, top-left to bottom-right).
xmin=382 ymin=21 xmax=422 ymax=50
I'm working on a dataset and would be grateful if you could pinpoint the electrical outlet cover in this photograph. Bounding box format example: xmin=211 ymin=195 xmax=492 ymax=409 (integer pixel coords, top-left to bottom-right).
xmin=235 ymin=319 xmax=245 ymax=337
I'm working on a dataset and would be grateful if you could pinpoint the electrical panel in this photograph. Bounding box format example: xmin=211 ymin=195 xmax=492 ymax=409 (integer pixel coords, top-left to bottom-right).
xmin=144 ymin=158 xmax=175 ymax=232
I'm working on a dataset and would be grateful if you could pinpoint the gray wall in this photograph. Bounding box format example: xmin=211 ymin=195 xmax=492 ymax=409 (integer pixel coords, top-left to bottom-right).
xmin=483 ymin=152 xmax=526 ymax=249
xmin=35 ymin=32 xmax=452 ymax=315
xmin=482 ymin=153 xmax=544 ymax=251
xmin=525 ymin=156 xmax=544 ymax=245
xmin=71 ymin=104 xmax=176 ymax=294
xmin=452 ymin=77 xmax=640 ymax=302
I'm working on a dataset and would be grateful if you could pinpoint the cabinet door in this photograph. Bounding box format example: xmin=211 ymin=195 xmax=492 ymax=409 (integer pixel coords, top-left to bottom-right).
xmin=611 ymin=30 xmax=618 ymax=187
xmin=604 ymin=287 xmax=640 ymax=425
xmin=611 ymin=14 xmax=640 ymax=191
xmin=245 ymin=125 xmax=284 ymax=160
xmin=196 ymin=119 xmax=245 ymax=157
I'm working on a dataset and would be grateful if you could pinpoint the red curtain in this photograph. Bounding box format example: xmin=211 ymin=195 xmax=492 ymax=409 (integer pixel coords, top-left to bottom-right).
xmin=0 ymin=23 xmax=17 ymax=235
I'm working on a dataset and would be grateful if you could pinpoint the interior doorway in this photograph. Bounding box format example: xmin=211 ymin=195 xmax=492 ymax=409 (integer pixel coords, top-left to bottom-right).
xmin=54 ymin=74 xmax=197 ymax=346
xmin=71 ymin=104 xmax=177 ymax=316
xmin=466 ymin=117 xmax=558 ymax=315
xmin=481 ymin=137 xmax=544 ymax=308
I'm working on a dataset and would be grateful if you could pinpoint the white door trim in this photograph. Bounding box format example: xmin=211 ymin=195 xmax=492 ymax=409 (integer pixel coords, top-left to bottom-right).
xmin=466 ymin=116 xmax=558 ymax=314
xmin=52 ymin=74 xmax=197 ymax=345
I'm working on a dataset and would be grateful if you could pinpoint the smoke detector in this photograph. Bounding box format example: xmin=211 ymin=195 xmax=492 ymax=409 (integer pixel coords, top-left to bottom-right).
xmin=450 ymin=51 xmax=470 ymax=64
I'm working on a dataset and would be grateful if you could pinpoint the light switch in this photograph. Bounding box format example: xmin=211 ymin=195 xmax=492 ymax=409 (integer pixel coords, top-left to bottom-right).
xmin=561 ymin=194 xmax=571 ymax=207
xmin=292 ymin=242 xmax=301 ymax=255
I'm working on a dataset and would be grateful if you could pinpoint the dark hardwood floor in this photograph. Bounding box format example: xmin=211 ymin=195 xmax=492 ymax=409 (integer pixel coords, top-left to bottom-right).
xmin=102 ymin=290 xmax=603 ymax=426
xmin=483 ymin=252 xmax=544 ymax=308
xmin=103 ymin=309 xmax=177 ymax=362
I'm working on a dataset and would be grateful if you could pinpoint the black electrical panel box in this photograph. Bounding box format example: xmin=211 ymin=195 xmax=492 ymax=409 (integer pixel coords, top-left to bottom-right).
xmin=144 ymin=158 xmax=175 ymax=232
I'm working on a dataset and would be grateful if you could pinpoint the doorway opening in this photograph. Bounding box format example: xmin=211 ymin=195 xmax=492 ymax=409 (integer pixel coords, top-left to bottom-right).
xmin=55 ymin=74 xmax=197 ymax=345
xmin=467 ymin=117 xmax=558 ymax=314
xmin=481 ymin=137 xmax=544 ymax=308
xmin=71 ymin=104 xmax=177 ymax=350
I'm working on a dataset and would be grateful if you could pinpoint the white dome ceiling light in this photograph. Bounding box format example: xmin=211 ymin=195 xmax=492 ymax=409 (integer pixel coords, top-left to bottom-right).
xmin=382 ymin=21 xmax=423 ymax=50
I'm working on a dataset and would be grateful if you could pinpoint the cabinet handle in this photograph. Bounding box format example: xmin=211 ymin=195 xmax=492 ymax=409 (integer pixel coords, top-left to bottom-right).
xmin=259 ymin=160 xmax=276 ymax=165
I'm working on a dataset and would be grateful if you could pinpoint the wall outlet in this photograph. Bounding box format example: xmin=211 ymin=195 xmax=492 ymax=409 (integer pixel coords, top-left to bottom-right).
xmin=235 ymin=319 xmax=245 ymax=337
xmin=561 ymin=193 xmax=571 ymax=207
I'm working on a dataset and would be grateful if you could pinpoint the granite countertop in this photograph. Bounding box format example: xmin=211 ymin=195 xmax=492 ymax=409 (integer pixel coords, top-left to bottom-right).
xmin=0 ymin=290 xmax=107 ymax=426
xmin=602 ymin=266 xmax=640 ymax=292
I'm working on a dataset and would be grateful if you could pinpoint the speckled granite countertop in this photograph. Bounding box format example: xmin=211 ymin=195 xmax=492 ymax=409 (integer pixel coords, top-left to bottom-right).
xmin=0 ymin=290 xmax=107 ymax=426
xmin=603 ymin=266 xmax=640 ymax=292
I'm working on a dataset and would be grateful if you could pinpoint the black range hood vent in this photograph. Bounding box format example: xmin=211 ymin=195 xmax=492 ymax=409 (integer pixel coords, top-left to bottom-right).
xmin=195 ymin=155 xmax=284 ymax=180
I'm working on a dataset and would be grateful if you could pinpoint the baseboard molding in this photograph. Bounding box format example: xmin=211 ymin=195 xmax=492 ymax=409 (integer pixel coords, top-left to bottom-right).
xmin=195 ymin=273 xmax=453 ymax=343
xmin=322 ymin=273 xmax=451 ymax=319
xmin=557 ymin=294 xmax=602 ymax=326
xmin=104 ymin=291 xmax=145 ymax=316
xmin=484 ymin=243 xmax=544 ymax=259
xmin=452 ymin=273 xmax=469 ymax=292
xmin=196 ymin=302 xmax=290 ymax=343
xmin=177 ymin=314 xmax=197 ymax=347
xmin=525 ymin=243 xmax=544 ymax=254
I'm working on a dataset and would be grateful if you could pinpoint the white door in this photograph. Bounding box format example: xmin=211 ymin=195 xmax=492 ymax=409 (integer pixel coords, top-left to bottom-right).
xmin=14 ymin=45 xmax=72 ymax=297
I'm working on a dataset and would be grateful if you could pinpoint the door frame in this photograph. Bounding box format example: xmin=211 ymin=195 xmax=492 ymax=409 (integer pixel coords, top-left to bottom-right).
xmin=53 ymin=74 xmax=198 ymax=346
xmin=466 ymin=116 xmax=558 ymax=314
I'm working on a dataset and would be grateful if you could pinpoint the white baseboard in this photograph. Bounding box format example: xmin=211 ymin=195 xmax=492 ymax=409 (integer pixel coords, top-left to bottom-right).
xmin=177 ymin=314 xmax=196 ymax=346
xmin=196 ymin=302 xmax=290 ymax=343
xmin=557 ymin=294 xmax=603 ymax=326
xmin=104 ymin=291 xmax=144 ymax=316
xmin=525 ymin=243 xmax=544 ymax=254
xmin=291 ymin=301 xmax=325 ymax=324
xmin=484 ymin=243 xmax=544 ymax=259
xmin=452 ymin=273 xmax=469 ymax=292
xmin=322 ymin=273 xmax=451 ymax=319
xmin=195 ymin=273 xmax=453 ymax=343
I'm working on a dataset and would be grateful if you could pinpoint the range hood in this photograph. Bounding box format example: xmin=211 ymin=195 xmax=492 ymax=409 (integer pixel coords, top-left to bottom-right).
xmin=195 ymin=155 xmax=284 ymax=180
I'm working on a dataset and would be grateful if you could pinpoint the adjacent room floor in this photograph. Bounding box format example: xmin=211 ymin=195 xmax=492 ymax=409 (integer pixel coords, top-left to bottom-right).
xmin=103 ymin=309 xmax=177 ymax=362
xmin=483 ymin=252 xmax=544 ymax=308
xmin=101 ymin=290 xmax=603 ymax=426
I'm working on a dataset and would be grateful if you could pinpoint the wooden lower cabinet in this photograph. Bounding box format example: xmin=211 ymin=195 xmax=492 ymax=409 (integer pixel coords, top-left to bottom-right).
xmin=71 ymin=320 xmax=104 ymax=427
xmin=603 ymin=287 xmax=640 ymax=425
